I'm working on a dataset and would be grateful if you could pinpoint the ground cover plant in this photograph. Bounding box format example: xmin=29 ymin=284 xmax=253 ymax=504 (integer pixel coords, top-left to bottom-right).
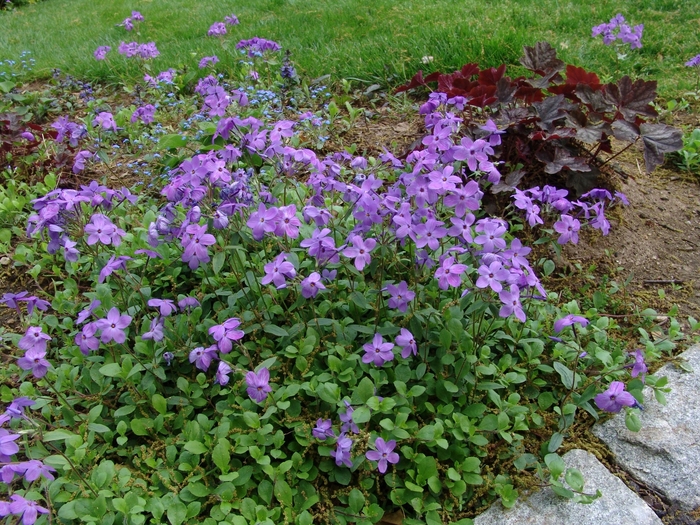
xmin=0 ymin=5 xmax=698 ymax=525
xmin=1 ymin=0 xmax=700 ymax=97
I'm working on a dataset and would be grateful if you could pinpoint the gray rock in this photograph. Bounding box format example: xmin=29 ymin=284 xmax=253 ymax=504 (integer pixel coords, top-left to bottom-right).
xmin=474 ymin=449 xmax=662 ymax=525
xmin=593 ymin=345 xmax=700 ymax=510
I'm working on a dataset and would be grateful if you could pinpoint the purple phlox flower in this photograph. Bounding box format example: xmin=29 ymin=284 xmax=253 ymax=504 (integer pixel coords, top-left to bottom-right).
xmin=343 ymin=235 xmax=377 ymax=271
xmin=208 ymin=317 xmax=244 ymax=353
xmin=412 ymin=218 xmax=447 ymax=251
xmin=453 ymin=137 xmax=492 ymax=172
xmin=5 ymin=460 xmax=55 ymax=483
xmin=366 ymin=437 xmax=399 ymax=474
xmin=395 ymin=328 xmax=417 ymax=359
xmin=85 ymin=214 xmax=125 ymax=246
xmin=474 ymin=218 xmax=507 ymax=252
xmin=131 ymin=10 xmax=144 ymax=21
xmin=93 ymin=112 xmax=117 ymax=132
xmin=498 ymin=285 xmax=526 ymax=322
xmin=0 ymin=429 xmax=20 ymax=456
xmin=476 ymin=260 xmax=510 ymax=293
xmin=686 ymin=54 xmax=700 ymax=67
xmin=444 ymin=181 xmax=483 ymax=216
xmin=138 ymin=42 xmax=160 ymax=59
xmin=16 ymin=347 xmax=50 ymax=379
xmin=385 ymin=281 xmax=415 ymax=312
xmin=135 ymin=249 xmax=161 ymax=259
xmin=189 ymin=345 xmax=218 ymax=371
xmin=52 ymin=116 xmax=85 ymax=146
xmin=199 ymin=55 xmax=219 ymax=69
xmin=72 ymin=150 xmax=94 ymax=174
xmin=448 ymin=215 xmax=475 ymax=242
xmin=246 ymin=367 xmax=272 ymax=403
xmin=142 ymin=317 xmax=165 ymax=342
xmin=148 ymin=298 xmax=177 ymax=317
xmin=94 ymin=45 xmax=111 ymax=60
xmin=208 ymin=22 xmax=227 ymax=37
xmin=20 ymin=131 xmax=35 ymax=141
xmin=553 ymin=214 xmax=581 ymax=245
xmin=301 ymin=272 xmax=326 ymax=299
xmin=435 ymin=256 xmax=468 ymax=290
xmin=428 ymin=165 xmax=462 ymax=193
xmin=312 ymin=418 xmax=336 ymax=440
xmin=300 ymin=228 xmax=338 ymax=263
xmin=181 ymin=224 xmax=216 ymax=270
xmin=362 ymin=333 xmax=395 ymax=366
xmin=121 ymin=17 xmax=134 ymax=31
xmin=162 ymin=352 xmax=174 ymax=366
xmin=275 ymin=204 xmax=302 ymax=238
xmin=594 ymin=381 xmax=637 ymax=413
xmin=553 ymin=314 xmax=589 ymax=333
xmin=18 ymin=326 xmax=50 ymax=353
xmin=225 ymin=14 xmax=239 ymax=25
xmin=1 ymin=291 xmax=28 ymax=312
xmin=630 ymin=349 xmax=648 ymax=379
xmin=96 ymin=307 xmax=132 ymax=344
xmin=479 ymin=119 xmax=506 ymax=146
xmin=0 ymin=397 xmax=35 ymax=426
xmin=178 ymin=296 xmax=200 ymax=311
xmin=247 ymin=203 xmax=279 ymax=241
xmin=75 ymin=322 xmax=100 ymax=355
xmin=131 ymin=104 xmax=156 ymax=124
xmin=7 ymin=494 xmax=49 ymax=525
xmin=76 ymin=300 xmax=101 ymax=324
xmin=330 ymin=434 xmax=353 ymax=468
xmin=321 ymin=269 xmax=337 ymax=283
xmin=236 ymin=37 xmax=281 ymax=57
xmin=339 ymin=401 xmax=360 ymax=434
xmin=261 ymin=252 xmax=296 ymax=289
xmin=99 ymin=255 xmax=132 ymax=283
xmin=216 ymin=361 xmax=232 ymax=386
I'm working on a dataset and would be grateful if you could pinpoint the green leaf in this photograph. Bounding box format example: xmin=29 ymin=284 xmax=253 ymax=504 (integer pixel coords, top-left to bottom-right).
xmin=131 ymin=418 xmax=153 ymax=436
xmin=348 ymin=291 xmax=369 ymax=310
xmin=544 ymin=453 xmax=566 ymax=480
xmin=184 ymin=441 xmax=209 ymax=455
xmin=87 ymin=423 xmax=110 ymax=433
xmin=43 ymin=429 xmax=75 ymax=442
xmin=158 ymin=134 xmax=188 ymax=150
xmin=152 ymin=394 xmax=167 ymax=415
xmin=625 ymin=409 xmax=642 ymax=432
xmin=274 ymin=479 xmax=293 ymax=506
xmin=212 ymin=439 xmax=230 ymax=474
xmin=212 ymin=252 xmax=225 ymax=275
xmin=166 ymin=499 xmax=187 ymax=525
xmin=553 ymin=361 xmax=575 ymax=389
xmin=99 ymin=363 xmax=123 ymax=378
xmin=264 ymin=324 xmax=289 ymax=337
xmin=243 ymin=412 xmax=260 ymax=429
xmin=317 ymin=383 xmax=340 ymax=404
xmin=352 ymin=406 xmax=371 ymax=424
xmin=348 ymin=488 xmax=364 ymax=514
xmin=356 ymin=377 xmax=375 ymax=403
xmin=565 ymin=468 xmax=585 ymax=492
xmin=548 ymin=432 xmax=564 ymax=452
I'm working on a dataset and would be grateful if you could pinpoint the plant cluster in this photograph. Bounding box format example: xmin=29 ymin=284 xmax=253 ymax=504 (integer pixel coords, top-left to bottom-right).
xmin=672 ymin=128 xmax=700 ymax=175
xmin=396 ymin=42 xmax=682 ymax=195
xmin=0 ymin=15 xmax=692 ymax=525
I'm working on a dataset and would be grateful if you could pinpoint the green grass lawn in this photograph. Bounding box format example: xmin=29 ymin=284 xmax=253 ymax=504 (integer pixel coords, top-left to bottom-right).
xmin=1 ymin=0 xmax=699 ymax=96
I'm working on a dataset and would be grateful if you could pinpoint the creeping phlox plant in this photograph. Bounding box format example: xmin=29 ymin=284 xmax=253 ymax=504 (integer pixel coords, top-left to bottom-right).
xmin=0 ymin=23 xmax=682 ymax=525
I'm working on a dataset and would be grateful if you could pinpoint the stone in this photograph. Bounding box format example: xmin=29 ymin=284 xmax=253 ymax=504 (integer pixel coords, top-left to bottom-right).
xmin=593 ymin=345 xmax=700 ymax=510
xmin=473 ymin=449 xmax=661 ymax=525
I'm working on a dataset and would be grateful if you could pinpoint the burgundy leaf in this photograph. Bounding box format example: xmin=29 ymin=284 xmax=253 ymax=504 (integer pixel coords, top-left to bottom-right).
xmin=537 ymin=147 xmax=591 ymax=174
xmin=533 ymin=94 xmax=570 ymax=131
xmin=640 ymin=123 xmax=683 ymax=173
xmin=394 ymin=70 xmax=427 ymax=93
xmin=611 ymin=120 xmax=640 ymax=142
xmin=478 ymin=64 xmax=507 ymax=86
xmin=519 ymin=42 xmax=565 ymax=75
xmin=604 ymin=77 xmax=659 ymax=121
xmin=565 ymin=65 xmax=601 ymax=87
xmin=494 ymin=77 xmax=518 ymax=104
xmin=576 ymin=84 xmax=615 ymax=113
xmin=491 ymin=169 xmax=526 ymax=193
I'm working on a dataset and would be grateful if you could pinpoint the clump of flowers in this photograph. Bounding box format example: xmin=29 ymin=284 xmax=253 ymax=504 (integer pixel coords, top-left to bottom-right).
xmin=236 ymin=37 xmax=281 ymax=57
xmin=592 ymin=13 xmax=643 ymax=49
xmin=118 ymin=41 xmax=160 ymax=59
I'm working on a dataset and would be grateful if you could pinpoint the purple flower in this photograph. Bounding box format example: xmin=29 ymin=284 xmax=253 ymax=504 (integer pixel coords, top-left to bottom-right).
xmin=246 ymin=368 xmax=272 ymax=403
xmin=339 ymin=401 xmax=359 ymax=434
xmin=499 ymin=285 xmax=526 ymax=322
xmin=553 ymin=314 xmax=589 ymax=333
xmin=16 ymin=347 xmax=50 ymax=378
xmin=236 ymin=37 xmax=281 ymax=57
xmin=275 ymin=204 xmax=301 ymax=238
xmin=395 ymin=328 xmax=417 ymax=358
xmin=261 ymin=252 xmax=297 ymax=289
xmin=312 ymin=418 xmax=335 ymax=440
xmin=686 ymin=54 xmax=700 ymax=67
xmin=181 ymin=224 xmax=216 ymax=270
xmin=7 ymin=494 xmax=49 ymax=525
xmin=216 ymin=361 xmax=232 ymax=386
xmin=630 ymin=349 xmax=648 ymax=379
xmin=208 ymin=318 xmax=244 ymax=353
xmin=594 ymin=381 xmax=637 ymax=413
xmin=131 ymin=10 xmax=144 ymax=21
xmin=553 ymin=215 xmax=581 ymax=245
xmin=247 ymin=203 xmax=279 ymax=241
xmin=0 ymin=397 xmax=35 ymax=426
xmin=330 ymin=434 xmax=353 ymax=467
xmin=189 ymin=346 xmax=217 ymax=371
xmin=131 ymin=104 xmax=156 ymax=124
xmin=301 ymin=272 xmax=326 ymax=298
xmin=343 ymin=235 xmax=376 ymax=271
xmin=18 ymin=326 xmax=50 ymax=353
xmin=435 ymin=256 xmax=468 ymax=290
xmin=93 ymin=112 xmax=117 ymax=132
xmin=94 ymin=46 xmax=111 ymax=60
xmin=366 ymin=437 xmax=399 ymax=473
xmin=75 ymin=322 xmax=100 ymax=355
xmin=362 ymin=333 xmax=395 ymax=366
xmin=224 ymin=14 xmax=239 ymax=26
xmin=0 ymin=429 xmax=20 ymax=456
xmin=148 ymin=298 xmax=177 ymax=317
xmin=208 ymin=22 xmax=227 ymax=36
xmin=72 ymin=150 xmax=94 ymax=174
xmin=96 ymin=307 xmax=132 ymax=344
xmin=142 ymin=317 xmax=164 ymax=342
xmin=385 ymin=281 xmax=415 ymax=312
xmin=1 ymin=291 xmax=28 ymax=312
xmin=476 ymin=261 xmax=509 ymax=293
xmin=85 ymin=214 xmax=124 ymax=246
xmin=4 ymin=460 xmax=55 ymax=483
xmin=76 ymin=300 xmax=100 ymax=324
xmin=178 ymin=296 xmax=200 ymax=311
xmin=99 ymin=255 xmax=131 ymax=283
xmin=199 ymin=55 xmax=219 ymax=69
